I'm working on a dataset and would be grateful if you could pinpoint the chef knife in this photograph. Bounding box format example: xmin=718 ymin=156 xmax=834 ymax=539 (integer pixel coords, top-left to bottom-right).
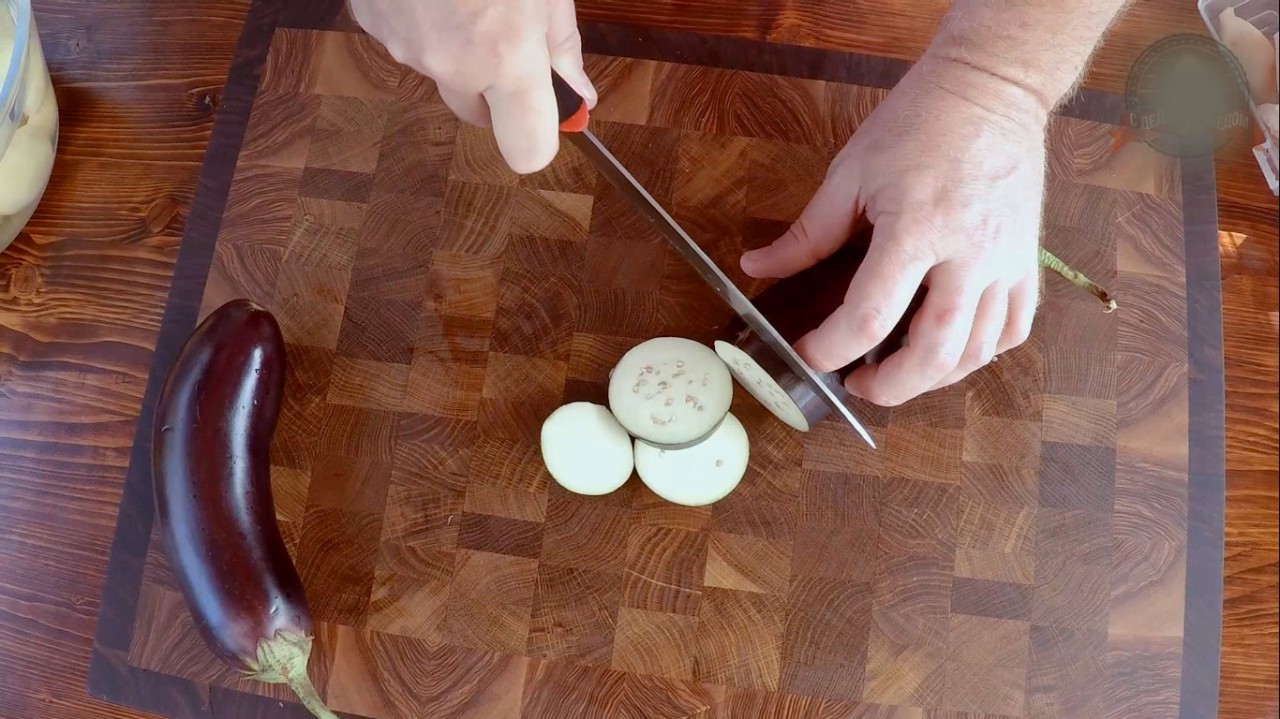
xmin=548 ymin=70 xmax=877 ymax=449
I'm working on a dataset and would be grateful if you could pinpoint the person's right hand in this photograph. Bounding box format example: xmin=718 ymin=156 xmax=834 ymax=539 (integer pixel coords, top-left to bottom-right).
xmin=349 ymin=0 xmax=597 ymax=174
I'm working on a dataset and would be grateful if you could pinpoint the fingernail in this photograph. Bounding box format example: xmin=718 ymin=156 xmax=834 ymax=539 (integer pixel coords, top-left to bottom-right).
xmin=843 ymin=366 xmax=875 ymax=401
xmin=580 ymin=76 xmax=599 ymax=105
xmin=740 ymin=247 xmax=768 ymax=272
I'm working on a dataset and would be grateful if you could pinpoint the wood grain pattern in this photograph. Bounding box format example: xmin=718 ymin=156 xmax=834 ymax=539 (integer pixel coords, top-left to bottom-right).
xmin=0 ymin=2 xmax=1272 ymax=719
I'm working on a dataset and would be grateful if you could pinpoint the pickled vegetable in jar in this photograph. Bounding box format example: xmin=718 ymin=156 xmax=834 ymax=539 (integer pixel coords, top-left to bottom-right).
xmin=1 ymin=0 xmax=58 ymax=254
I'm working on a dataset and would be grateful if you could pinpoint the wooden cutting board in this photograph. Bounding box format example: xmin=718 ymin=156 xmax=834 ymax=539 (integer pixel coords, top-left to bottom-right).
xmin=87 ymin=0 xmax=1227 ymax=717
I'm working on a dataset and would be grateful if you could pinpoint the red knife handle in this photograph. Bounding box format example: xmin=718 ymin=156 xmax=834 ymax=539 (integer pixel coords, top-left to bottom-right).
xmin=552 ymin=69 xmax=590 ymax=133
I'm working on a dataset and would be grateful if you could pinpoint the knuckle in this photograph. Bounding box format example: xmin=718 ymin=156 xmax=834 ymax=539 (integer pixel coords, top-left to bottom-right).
xmin=474 ymin=10 xmax=519 ymax=41
xmin=924 ymin=356 xmax=956 ymax=379
xmin=470 ymin=23 xmax=523 ymax=75
xmin=926 ymin=296 xmax=966 ymax=329
xmin=926 ymin=343 xmax=964 ymax=376
xmin=824 ymin=153 xmax=851 ymax=181
xmin=783 ymin=221 xmax=828 ymax=267
xmin=488 ymin=49 xmax=524 ymax=80
xmin=844 ymin=306 xmax=894 ymax=343
xmin=960 ymin=338 xmax=995 ymax=372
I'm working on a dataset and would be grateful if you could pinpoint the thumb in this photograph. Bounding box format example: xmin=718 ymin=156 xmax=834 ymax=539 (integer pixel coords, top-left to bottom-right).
xmin=740 ymin=165 xmax=863 ymax=279
xmin=484 ymin=44 xmax=561 ymax=174
xmin=547 ymin=0 xmax=597 ymax=107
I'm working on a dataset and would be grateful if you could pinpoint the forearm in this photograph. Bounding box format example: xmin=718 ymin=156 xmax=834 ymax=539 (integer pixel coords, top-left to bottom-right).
xmin=925 ymin=0 xmax=1133 ymax=114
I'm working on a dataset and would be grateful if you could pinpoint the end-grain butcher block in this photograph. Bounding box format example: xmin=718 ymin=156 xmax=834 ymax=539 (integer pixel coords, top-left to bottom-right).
xmin=87 ymin=2 xmax=1227 ymax=718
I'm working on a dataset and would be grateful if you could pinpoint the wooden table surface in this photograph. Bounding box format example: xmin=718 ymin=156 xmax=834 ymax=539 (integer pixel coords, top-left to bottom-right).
xmin=1 ymin=1 xmax=1275 ymax=718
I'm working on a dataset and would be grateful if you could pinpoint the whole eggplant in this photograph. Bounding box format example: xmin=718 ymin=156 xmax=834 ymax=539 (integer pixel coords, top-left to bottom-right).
xmin=151 ymin=298 xmax=337 ymax=719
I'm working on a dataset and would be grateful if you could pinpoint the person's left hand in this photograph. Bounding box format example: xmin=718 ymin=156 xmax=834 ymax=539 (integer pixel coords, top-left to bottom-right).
xmin=740 ymin=55 xmax=1050 ymax=407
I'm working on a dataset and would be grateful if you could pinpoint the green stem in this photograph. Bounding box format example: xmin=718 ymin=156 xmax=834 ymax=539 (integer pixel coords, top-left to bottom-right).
xmin=245 ymin=631 xmax=340 ymax=719
xmin=1038 ymin=245 xmax=1117 ymax=313
xmin=283 ymin=669 xmax=340 ymax=719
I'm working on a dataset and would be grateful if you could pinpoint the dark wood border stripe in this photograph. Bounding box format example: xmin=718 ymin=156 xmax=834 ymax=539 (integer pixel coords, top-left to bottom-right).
xmin=1177 ymin=149 xmax=1227 ymax=719
xmin=579 ymin=20 xmax=1128 ymax=126
xmin=86 ymin=3 xmax=1226 ymax=717
xmin=88 ymin=649 xmax=215 ymax=718
xmin=86 ymin=0 xmax=286 ymax=703
xmin=200 ymin=685 xmax=378 ymax=719
xmin=89 ymin=647 xmax=378 ymax=719
xmin=277 ymin=0 xmax=351 ymax=30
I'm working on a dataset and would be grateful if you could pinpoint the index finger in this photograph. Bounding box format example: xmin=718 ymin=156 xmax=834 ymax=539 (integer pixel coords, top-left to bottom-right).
xmin=483 ymin=52 xmax=561 ymax=174
xmin=793 ymin=215 xmax=932 ymax=373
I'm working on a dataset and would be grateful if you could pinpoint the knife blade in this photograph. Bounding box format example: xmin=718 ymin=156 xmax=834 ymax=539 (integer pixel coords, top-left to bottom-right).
xmin=548 ymin=70 xmax=876 ymax=449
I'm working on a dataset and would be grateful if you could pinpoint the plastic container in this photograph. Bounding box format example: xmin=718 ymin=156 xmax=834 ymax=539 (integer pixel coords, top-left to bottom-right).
xmin=1199 ymin=0 xmax=1280 ymax=195
xmin=1 ymin=0 xmax=58 ymax=254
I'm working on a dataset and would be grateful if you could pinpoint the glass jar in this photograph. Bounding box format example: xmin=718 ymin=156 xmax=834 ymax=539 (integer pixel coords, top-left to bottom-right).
xmin=1 ymin=0 xmax=58 ymax=254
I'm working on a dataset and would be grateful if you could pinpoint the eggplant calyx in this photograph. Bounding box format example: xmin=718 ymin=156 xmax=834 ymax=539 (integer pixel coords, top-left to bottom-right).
xmin=244 ymin=631 xmax=339 ymax=719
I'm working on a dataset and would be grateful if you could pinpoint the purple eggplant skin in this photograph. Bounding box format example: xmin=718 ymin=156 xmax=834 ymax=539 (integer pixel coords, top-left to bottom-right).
xmin=726 ymin=223 xmax=923 ymax=375
xmin=151 ymin=298 xmax=308 ymax=669
xmin=717 ymin=224 xmax=924 ymax=430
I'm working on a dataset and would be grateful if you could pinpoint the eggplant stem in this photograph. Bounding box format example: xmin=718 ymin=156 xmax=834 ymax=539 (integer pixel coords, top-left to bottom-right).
xmin=244 ymin=631 xmax=340 ymax=719
xmin=1038 ymin=246 xmax=1117 ymax=313
xmin=283 ymin=670 xmax=339 ymax=719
